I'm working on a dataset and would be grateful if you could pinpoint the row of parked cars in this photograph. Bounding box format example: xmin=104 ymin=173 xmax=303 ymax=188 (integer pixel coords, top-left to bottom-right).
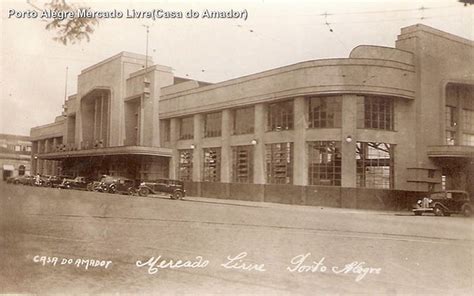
xmin=6 ymin=174 xmax=186 ymax=200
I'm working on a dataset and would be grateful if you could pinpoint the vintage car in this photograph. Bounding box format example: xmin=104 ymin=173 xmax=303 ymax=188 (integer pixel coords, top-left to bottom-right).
xmin=413 ymin=190 xmax=472 ymax=217
xmin=45 ymin=175 xmax=73 ymax=188
xmin=59 ymin=176 xmax=94 ymax=190
xmin=107 ymin=176 xmax=137 ymax=195
xmin=17 ymin=175 xmax=35 ymax=185
xmin=6 ymin=176 xmax=20 ymax=184
xmin=138 ymin=178 xmax=186 ymax=199
xmin=92 ymin=175 xmax=137 ymax=195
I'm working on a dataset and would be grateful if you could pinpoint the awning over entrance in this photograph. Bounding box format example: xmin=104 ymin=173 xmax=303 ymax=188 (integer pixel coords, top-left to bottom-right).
xmin=427 ymin=145 xmax=474 ymax=159
xmin=38 ymin=145 xmax=173 ymax=160
xmin=2 ymin=164 xmax=14 ymax=171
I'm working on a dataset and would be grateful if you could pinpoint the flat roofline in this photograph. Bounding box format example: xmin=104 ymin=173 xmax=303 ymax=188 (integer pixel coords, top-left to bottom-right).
xmin=399 ymin=24 xmax=474 ymax=47
xmin=80 ymin=51 xmax=153 ymax=75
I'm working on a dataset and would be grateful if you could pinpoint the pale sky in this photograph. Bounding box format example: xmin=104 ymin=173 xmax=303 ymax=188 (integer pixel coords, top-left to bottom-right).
xmin=1 ymin=0 xmax=473 ymax=136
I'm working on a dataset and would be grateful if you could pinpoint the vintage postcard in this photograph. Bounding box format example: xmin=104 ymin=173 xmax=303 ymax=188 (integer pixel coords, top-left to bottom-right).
xmin=1 ymin=0 xmax=473 ymax=294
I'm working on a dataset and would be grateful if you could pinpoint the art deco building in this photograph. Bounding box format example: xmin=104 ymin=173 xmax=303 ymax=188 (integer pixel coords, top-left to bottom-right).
xmin=30 ymin=24 xmax=474 ymax=209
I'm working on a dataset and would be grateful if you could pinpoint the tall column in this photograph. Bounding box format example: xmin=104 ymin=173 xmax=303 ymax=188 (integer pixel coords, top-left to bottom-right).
xmin=169 ymin=118 xmax=179 ymax=179
xmin=31 ymin=141 xmax=38 ymax=174
xmin=293 ymin=97 xmax=308 ymax=186
xmin=94 ymin=97 xmax=99 ymax=142
xmin=456 ymin=88 xmax=464 ymax=145
xmin=341 ymin=95 xmax=359 ymax=188
xmin=253 ymin=103 xmax=266 ymax=184
xmin=221 ymin=109 xmax=232 ymax=183
xmin=192 ymin=114 xmax=203 ymax=182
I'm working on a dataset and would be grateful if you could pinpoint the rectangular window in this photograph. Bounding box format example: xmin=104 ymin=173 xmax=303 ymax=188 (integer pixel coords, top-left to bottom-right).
xmin=15 ymin=145 xmax=21 ymax=151
xmin=357 ymin=96 xmax=394 ymax=130
xmin=265 ymin=142 xmax=293 ymax=184
xmin=161 ymin=119 xmax=170 ymax=142
xmin=308 ymin=97 xmax=342 ymax=128
xmin=26 ymin=146 xmax=32 ymax=152
xmin=308 ymin=141 xmax=342 ymax=186
xmin=233 ymin=106 xmax=255 ymax=135
xmin=462 ymin=109 xmax=474 ymax=146
xmin=445 ymin=106 xmax=457 ymax=145
xmin=204 ymin=112 xmax=222 ymax=138
xmin=356 ymin=142 xmax=394 ymax=189
xmin=203 ymin=147 xmax=221 ymax=182
xmin=178 ymin=149 xmax=193 ymax=181
xmin=232 ymin=145 xmax=254 ymax=183
xmin=179 ymin=116 xmax=194 ymax=140
xmin=268 ymin=100 xmax=294 ymax=131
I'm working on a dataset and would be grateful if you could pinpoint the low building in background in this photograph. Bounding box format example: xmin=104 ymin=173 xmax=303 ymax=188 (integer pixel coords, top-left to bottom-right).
xmin=30 ymin=24 xmax=474 ymax=209
xmin=0 ymin=134 xmax=32 ymax=180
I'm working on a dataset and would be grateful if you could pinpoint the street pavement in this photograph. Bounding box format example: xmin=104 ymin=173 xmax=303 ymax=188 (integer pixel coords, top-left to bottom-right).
xmin=0 ymin=183 xmax=472 ymax=295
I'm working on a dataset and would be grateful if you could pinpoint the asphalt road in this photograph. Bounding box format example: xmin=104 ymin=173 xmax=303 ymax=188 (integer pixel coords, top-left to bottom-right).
xmin=0 ymin=183 xmax=472 ymax=295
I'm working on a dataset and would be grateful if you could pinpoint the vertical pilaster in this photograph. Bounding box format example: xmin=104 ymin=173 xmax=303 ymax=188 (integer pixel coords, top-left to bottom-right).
xmin=169 ymin=118 xmax=179 ymax=179
xmin=293 ymin=97 xmax=308 ymax=186
xmin=192 ymin=114 xmax=203 ymax=182
xmin=221 ymin=109 xmax=232 ymax=183
xmin=253 ymin=103 xmax=266 ymax=184
xmin=341 ymin=95 xmax=359 ymax=188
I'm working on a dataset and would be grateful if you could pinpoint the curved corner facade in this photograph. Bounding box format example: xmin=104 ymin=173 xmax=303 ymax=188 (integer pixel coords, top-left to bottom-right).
xmin=30 ymin=24 xmax=474 ymax=210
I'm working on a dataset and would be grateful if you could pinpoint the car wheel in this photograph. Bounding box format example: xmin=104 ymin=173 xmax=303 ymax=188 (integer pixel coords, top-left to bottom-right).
xmin=434 ymin=205 xmax=444 ymax=217
xmin=128 ymin=188 xmax=136 ymax=196
xmin=414 ymin=211 xmax=422 ymax=216
xmin=138 ymin=188 xmax=149 ymax=197
xmin=108 ymin=185 xmax=116 ymax=194
xmin=173 ymin=191 xmax=183 ymax=200
xmin=462 ymin=205 xmax=472 ymax=217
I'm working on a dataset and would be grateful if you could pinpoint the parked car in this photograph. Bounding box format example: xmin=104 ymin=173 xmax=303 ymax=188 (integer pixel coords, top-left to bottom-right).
xmin=6 ymin=176 xmax=20 ymax=184
xmin=106 ymin=176 xmax=138 ymax=195
xmin=18 ymin=175 xmax=35 ymax=185
xmin=59 ymin=176 xmax=94 ymax=190
xmin=46 ymin=175 xmax=73 ymax=188
xmin=138 ymin=178 xmax=186 ymax=199
xmin=413 ymin=190 xmax=472 ymax=217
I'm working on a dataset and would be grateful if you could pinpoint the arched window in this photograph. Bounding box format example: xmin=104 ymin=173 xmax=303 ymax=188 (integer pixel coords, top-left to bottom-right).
xmin=18 ymin=165 xmax=25 ymax=176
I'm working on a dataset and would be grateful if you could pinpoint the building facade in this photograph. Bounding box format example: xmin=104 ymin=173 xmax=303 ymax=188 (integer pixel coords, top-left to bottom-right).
xmin=30 ymin=24 xmax=474 ymax=209
xmin=0 ymin=134 xmax=32 ymax=180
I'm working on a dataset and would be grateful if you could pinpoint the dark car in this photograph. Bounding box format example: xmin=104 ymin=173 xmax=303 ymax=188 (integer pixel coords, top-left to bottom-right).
xmin=18 ymin=175 xmax=35 ymax=185
xmin=59 ymin=176 xmax=94 ymax=190
xmin=106 ymin=176 xmax=137 ymax=195
xmin=6 ymin=176 xmax=20 ymax=184
xmin=45 ymin=175 xmax=73 ymax=188
xmin=138 ymin=178 xmax=186 ymax=199
xmin=413 ymin=190 xmax=472 ymax=217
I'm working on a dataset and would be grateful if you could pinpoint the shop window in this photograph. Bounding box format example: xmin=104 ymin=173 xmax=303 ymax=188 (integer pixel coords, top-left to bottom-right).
xmin=179 ymin=116 xmax=194 ymax=140
xmin=203 ymin=148 xmax=221 ymax=182
xmin=356 ymin=142 xmax=394 ymax=189
xmin=308 ymin=141 xmax=341 ymax=186
xmin=233 ymin=106 xmax=255 ymax=135
xmin=265 ymin=142 xmax=293 ymax=184
xmin=15 ymin=145 xmax=21 ymax=151
xmin=26 ymin=146 xmax=32 ymax=152
xmin=308 ymin=97 xmax=342 ymax=128
xmin=268 ymin=100 xmax=293 ymax=131
xmin=178 ymin=150 xmax=193 ymax=181
xmin=232 ymin=145 xmax=253 ymax=183
xmin=357 ymin=96 xmax=394 ymax=130
xmin=18 ymin=165 xmax=25 ymax=176
xmin=204 ymin=112 xmax=222 ymax=138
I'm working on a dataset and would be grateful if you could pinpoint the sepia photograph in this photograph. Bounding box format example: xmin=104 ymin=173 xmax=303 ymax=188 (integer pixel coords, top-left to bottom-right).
xmin=1 ymin=0 xmax=473 ymax=294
